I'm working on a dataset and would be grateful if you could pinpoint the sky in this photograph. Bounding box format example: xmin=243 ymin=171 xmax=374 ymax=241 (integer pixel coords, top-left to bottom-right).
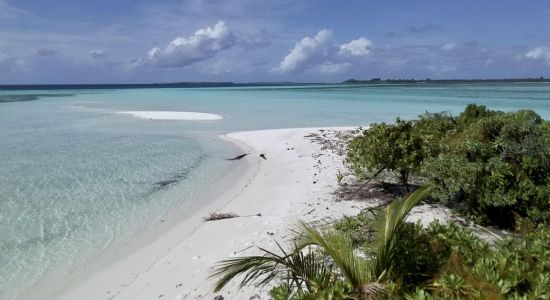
xmin=1 ymin=0 xmax=550 ymax=84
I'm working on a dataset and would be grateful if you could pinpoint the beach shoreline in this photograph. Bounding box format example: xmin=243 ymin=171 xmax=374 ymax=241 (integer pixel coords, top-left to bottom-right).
xmin=52 ymin=127 xmax=367 ymax=300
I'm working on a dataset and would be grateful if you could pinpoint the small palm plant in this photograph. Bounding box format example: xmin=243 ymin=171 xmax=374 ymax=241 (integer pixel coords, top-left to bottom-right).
xmin=336 ymin=171 xmax=345 ymax=184
xmin=209 ymin=185 xmax=433 ymax=299
xmin=209 ymin=241 xmax=335 ymax=294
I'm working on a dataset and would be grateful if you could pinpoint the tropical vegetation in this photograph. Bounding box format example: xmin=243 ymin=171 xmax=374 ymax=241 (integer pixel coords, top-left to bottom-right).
xmin=209 ymin=105 xmax=550 ymax=299
xmin=348 ymin=104 xmax=550 ymax=228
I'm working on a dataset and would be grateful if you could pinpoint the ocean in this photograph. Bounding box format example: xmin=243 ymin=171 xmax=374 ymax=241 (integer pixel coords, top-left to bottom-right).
xmin=1 ymin=83 xmax=549 ymax=299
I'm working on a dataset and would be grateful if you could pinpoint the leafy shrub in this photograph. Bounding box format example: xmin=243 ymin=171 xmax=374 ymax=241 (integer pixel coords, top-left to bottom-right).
xmin=347 ymin=118 xmax=424 ymax=190
xmin=347 ymin=104 xmax=550 ymax=228
xmin=399 ymin=222 xmax=550 ymax=299
xmin=269 ymin=281 xmax=351 ymax=300
xmin=423 ymin=107 xmax=550 ymax=227
xmin=333 ymin=210 xmax=374 ymax=246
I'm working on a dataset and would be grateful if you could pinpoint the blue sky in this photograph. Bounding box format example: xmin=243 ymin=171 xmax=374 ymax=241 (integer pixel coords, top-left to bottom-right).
xmin=1 ymin=0 xmax=550 ymax=84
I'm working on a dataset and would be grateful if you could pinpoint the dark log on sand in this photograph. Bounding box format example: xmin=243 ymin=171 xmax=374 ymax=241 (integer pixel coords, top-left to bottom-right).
xmin=226 ymin=153 xmax=249 ymax=160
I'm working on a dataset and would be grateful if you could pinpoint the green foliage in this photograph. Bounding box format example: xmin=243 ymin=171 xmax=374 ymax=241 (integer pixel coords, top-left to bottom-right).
xmin=348 ymin=103 xmax=550 ymax=228
xmin=209 ymin=242 xmax=336 ymax=294
xmin=404 ymin=288 xmax=435 ymax=300
xmin=423 ymin=106 xmax=550 ymax=227
xmin=270 ymin=283 xmax=293 ymax=300
xmin=414 ymin=111 xmax=457 ymax=157
xmin=389 ymin=222 xmax=448 ymax=288
xmin=294 ymin=221 xmax=371 ymax=289
xmin=334 ymin=210 xmax=373 ymax=246
xmin=457 ymin=103 xmax=502 ymax=126
xmin=347 ymin=118 xmax=425 ymax=189
xmin=368 ymin=186 xmax=434 ymax=281
xmin=269 ymin=281 xmax=352 ymax=300
xmin=470 ymin=225 xmax=550 ymax=299
xmin=336 ymin=171 xmax=344 ymax=184
xmin=393 ymin=222 xmax=550 ymax=299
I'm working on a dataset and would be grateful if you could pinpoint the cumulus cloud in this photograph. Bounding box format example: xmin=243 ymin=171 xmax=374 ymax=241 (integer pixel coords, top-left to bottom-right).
xmin=34 ymin=48 xmax=56 ymax=56
xmin=339 ymin=38 xmax=373 ymax=56
xmin=277 ymin=30 xmax=373 ymax=74
xmin=525 ymin=46 xmax=550 ymax=64
xmin=90 ymin=49 xmax=106 ymax=59
xmin=146 ymin=20 xmax=236 ymax=68
xmin=278 ymin=29 xmax=334 ymax=74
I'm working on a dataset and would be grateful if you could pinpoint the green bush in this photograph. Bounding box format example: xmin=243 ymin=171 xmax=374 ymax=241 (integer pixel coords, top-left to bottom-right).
xmin=423 ymin=107 xmax=550 ymax=227
xmin=398 ymin=222 xmax=550 ymax=299
xmin=347 ymin=104 xmax=550 ymax=228
xmin=347 ymin=118 xmax=424 ymax=190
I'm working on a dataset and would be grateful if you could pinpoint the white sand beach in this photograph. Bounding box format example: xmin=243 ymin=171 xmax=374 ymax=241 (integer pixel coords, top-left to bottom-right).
xmin=118 ymin=111 xmax=224 ymax=121
xmin=55 ymin=127 xmax=370 ymax=300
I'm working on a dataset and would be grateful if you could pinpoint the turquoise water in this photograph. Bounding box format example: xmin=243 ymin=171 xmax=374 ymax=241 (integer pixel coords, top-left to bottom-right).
xmin=1 ymin=83 xmax=549 ymax=299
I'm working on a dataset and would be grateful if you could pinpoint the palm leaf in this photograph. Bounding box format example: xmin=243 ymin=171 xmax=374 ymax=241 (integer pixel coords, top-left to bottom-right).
xmin=370 ymin=185 xmax=433 ymax=281
xmin=209 ymin=241 xmax=334 ymax=293
xmin=293 ymin=221 xmax=372 ymax=288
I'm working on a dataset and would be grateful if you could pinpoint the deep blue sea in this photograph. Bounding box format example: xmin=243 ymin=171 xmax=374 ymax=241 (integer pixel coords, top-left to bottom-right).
xmin=1 ymin=83 xmax=549 ymax=299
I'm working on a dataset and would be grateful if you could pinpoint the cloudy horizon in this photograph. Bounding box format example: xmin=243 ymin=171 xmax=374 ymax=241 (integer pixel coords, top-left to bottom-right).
xmin=1 ymin=0 xmax=550 ymax=84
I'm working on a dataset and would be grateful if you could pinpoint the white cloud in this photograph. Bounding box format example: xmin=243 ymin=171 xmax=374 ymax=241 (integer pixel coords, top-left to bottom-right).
xmin=339 ymin=38 xmax=373 ymax=56
xmin=525 ymin=46 xmax=550 ymax=64
xmin=442 ymin=42 xmax=456 ymax=50
xmin=277 ymin=30 xmax=373 ymax=74
xmin=146 ymin=20 xmax=237 ymax=68
xmin=148 ymin=47 xmax=160 ymax=60
xmin=90 ymin=49 xmax=106 ymax=59
xmin=278 ymin=29 xmax=333 ymax=74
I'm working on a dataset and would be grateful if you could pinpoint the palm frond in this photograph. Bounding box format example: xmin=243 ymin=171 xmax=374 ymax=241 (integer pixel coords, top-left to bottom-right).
xmin=359 ymin=282 xmax=389 ymax=300
xmin=293 ymin=221 xmax=371 ymax=288
xmin=209 ymin=252 xmax=282 ymax=292
xmin=370 ymin=185 xmax=433 ymax=281
xmin=209 ymin=241 xmax=334 ymax=293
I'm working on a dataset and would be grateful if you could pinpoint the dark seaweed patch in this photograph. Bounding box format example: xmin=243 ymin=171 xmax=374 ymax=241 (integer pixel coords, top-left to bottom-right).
xmin=0 ymin=93 xmax=74 ymax=103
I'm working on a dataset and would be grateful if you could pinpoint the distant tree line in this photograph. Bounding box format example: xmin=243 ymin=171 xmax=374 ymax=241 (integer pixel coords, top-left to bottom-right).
xmin=343 ymin=77 xmax=549 ymax=84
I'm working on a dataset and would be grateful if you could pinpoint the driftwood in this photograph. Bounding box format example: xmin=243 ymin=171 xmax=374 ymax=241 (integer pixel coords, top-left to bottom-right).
xmin=226 ymin=153 xmax=249 ymax=160
xmin=204 ymin=212 xmax=239 ymax=221
xmin=204 ymin=212 xmax=262 ymax=222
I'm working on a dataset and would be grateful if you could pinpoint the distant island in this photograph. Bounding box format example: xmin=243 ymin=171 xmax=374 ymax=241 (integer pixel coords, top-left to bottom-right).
xmin=1 ymin=78 xmax=550 ymax=90
xmin=342 ymin=77 xmax=550 ymax=84
xmin=0 ymin=82 xmax=320 ymax=90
